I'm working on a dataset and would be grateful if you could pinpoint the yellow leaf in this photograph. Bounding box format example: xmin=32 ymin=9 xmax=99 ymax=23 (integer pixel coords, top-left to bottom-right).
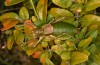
xmin=36 ymin=0 xmax=48 ymax=20
xmin=0 ymin=12 xmax=19 ymax=21
xmin=7 ymin=35 xmax=14 ymax=50
xmin=71 ymin=51 xmax=88 ymax=65
xmin=50 ymin=8 xmax=75 ymax=23
xmin=78 ymin=36 xmax=92 ymax=48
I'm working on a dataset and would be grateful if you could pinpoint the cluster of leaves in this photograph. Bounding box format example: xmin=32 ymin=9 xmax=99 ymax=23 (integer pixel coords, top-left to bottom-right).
xmin=0 ymin=0 xmax=100 ymax=65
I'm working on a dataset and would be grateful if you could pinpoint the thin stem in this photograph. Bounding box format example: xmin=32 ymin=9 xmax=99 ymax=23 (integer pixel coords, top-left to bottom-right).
xmin=0 ymin=8 xmax=20 ymax=14
xmin=29 ymin=0 xmax=39 ymax=21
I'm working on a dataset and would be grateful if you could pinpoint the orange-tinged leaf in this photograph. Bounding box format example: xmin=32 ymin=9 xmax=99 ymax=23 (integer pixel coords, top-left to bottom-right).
xmin=5 ymin=0 xmax=24 ymax=6
xmin=7 ymin=35 xmax=14 ymax=50
xmin=28 ymin=39 xmax=37 ymax=47
xmin=32 ymin=51 xmax=42 ymax=58
xmin=36 ymin=0 xmax=48 ymax=20
xmin=26 ymin=44 xmax=42 ymax=56
xmin=40 ymin=51 xmax=52 ymax=63
xmin=24 ymin=20 xmax=36 ymax=35
xmin=1 ymin=18 xmax=19 ymax=31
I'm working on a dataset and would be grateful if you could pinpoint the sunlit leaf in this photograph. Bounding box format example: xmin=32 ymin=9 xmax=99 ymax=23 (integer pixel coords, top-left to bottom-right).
xmin=0 ymin=12 xmax=19 ymax=21
xmin=19 ymin=7 xmax=29 ymax=21
xmin=14 ymin=30 xmax=24 ymax=45
xmin=84 ymin=1 xmax=100 ymax=12
xmin=7 ymin=35 xmax=14 ymax=50
xmin=71 ymin=51 xmax=88 ymax=65
xmin=78 ymin=36 xmax=92 ymax=49
xmin=61 ymin=51 xmax=71 ymax=60
xmin=50 ymin=8 xmax=75 ymax=23
xmin=36 ymin=0 xmax=48 ymax=20
xmin=31 ymin=16 xmax=38 ymax=22
xmin=81 ymin=14 xmax=100 ymax=27
xmin=5 ymin=0 xmax=25 ymax=6
xmin=1 ymin=18 xmax=19 ymax=31
xmin=52 ymin=0 xmax=72 ymax=8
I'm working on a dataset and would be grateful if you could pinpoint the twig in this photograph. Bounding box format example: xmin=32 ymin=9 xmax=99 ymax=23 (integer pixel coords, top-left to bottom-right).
xmin=29 ymin=0 xmax=39 ymax=21
xmin=0 ymin=8 xmax=20 ymax=14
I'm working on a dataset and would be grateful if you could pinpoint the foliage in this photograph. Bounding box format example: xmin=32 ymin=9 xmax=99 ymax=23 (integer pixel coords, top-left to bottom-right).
xmin=0 ymin=0 xmax=100 ymax=65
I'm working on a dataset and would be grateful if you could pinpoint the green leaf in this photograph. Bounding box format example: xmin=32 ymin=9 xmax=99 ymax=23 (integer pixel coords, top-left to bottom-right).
xmin=5 ymin=0 xmax=25 ymax=6
xmin=52 ymin=0 xmax=72 ymax=8
xmin=14 ymin=30 xmax=24 ymax=45
xmin=85 ymin=29 xmax=98 ymax=41
xmin=89 ymin=44 xmax=97 ymax=54
xmin=71 ymin=51 xmax=88 ymax=65
xmin=49 ymin=8 xmax=75 ymax=23
xmin=84 ymin=1 xmax=100 ymax=12
xmin=78 ymin=27 xmax=87 ymax=40
xmin=78 ymin=36 xmax=92 ymax=49
xmin=19 ymin=7 xmax=29 ymax=21
xmin=61 ymin=51 xmax=71 ymax=60
xmin=36 ymin=0 xmax=48 ymax=20
xmin=81 ymin=14 xmax=100 ymax=27
xmin=7 ymin=35 xmax=14 ymax=50
xmin=0 ymin=12 xmax=19 ymax=21
xmin=52 ymin=22 xmax=77 ymax=36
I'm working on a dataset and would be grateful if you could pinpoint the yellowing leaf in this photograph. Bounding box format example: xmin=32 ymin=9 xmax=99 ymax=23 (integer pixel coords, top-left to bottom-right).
xmin=1 ymin=18 xmax=19 ymax=31
xmin=84 ymin=1 xmax=100 ymax=12
xmin=0 ymin=12 xmax=19 ymax=21
xmin=14 ymin=30 xmax=24 ymax=45
xmin=81 ymin=14 xmax=100 ymax=27
xmin=5 ymin=0 xmax=24 ymax=6
xmin=78 ymin=36 xmax=92 ymax=48
xmin=26 ymin=44 xmax=42 ymax=56
xmin=52 ymin=0 xmax=72 ymax=8
xmin=40 ymin=51 xmax=52 ymax=63
xmin=7 ymin=35 xmax=14 ymax=50
xmin=50 ymin=8 xmax=75 ymax=23
xmin=19 ymin=7 xmax=29 ymax=21
xmin=71 ymin=51 xmax=88 ymax=65
xmin=36 ymin=0 xmax=48 ymax=20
